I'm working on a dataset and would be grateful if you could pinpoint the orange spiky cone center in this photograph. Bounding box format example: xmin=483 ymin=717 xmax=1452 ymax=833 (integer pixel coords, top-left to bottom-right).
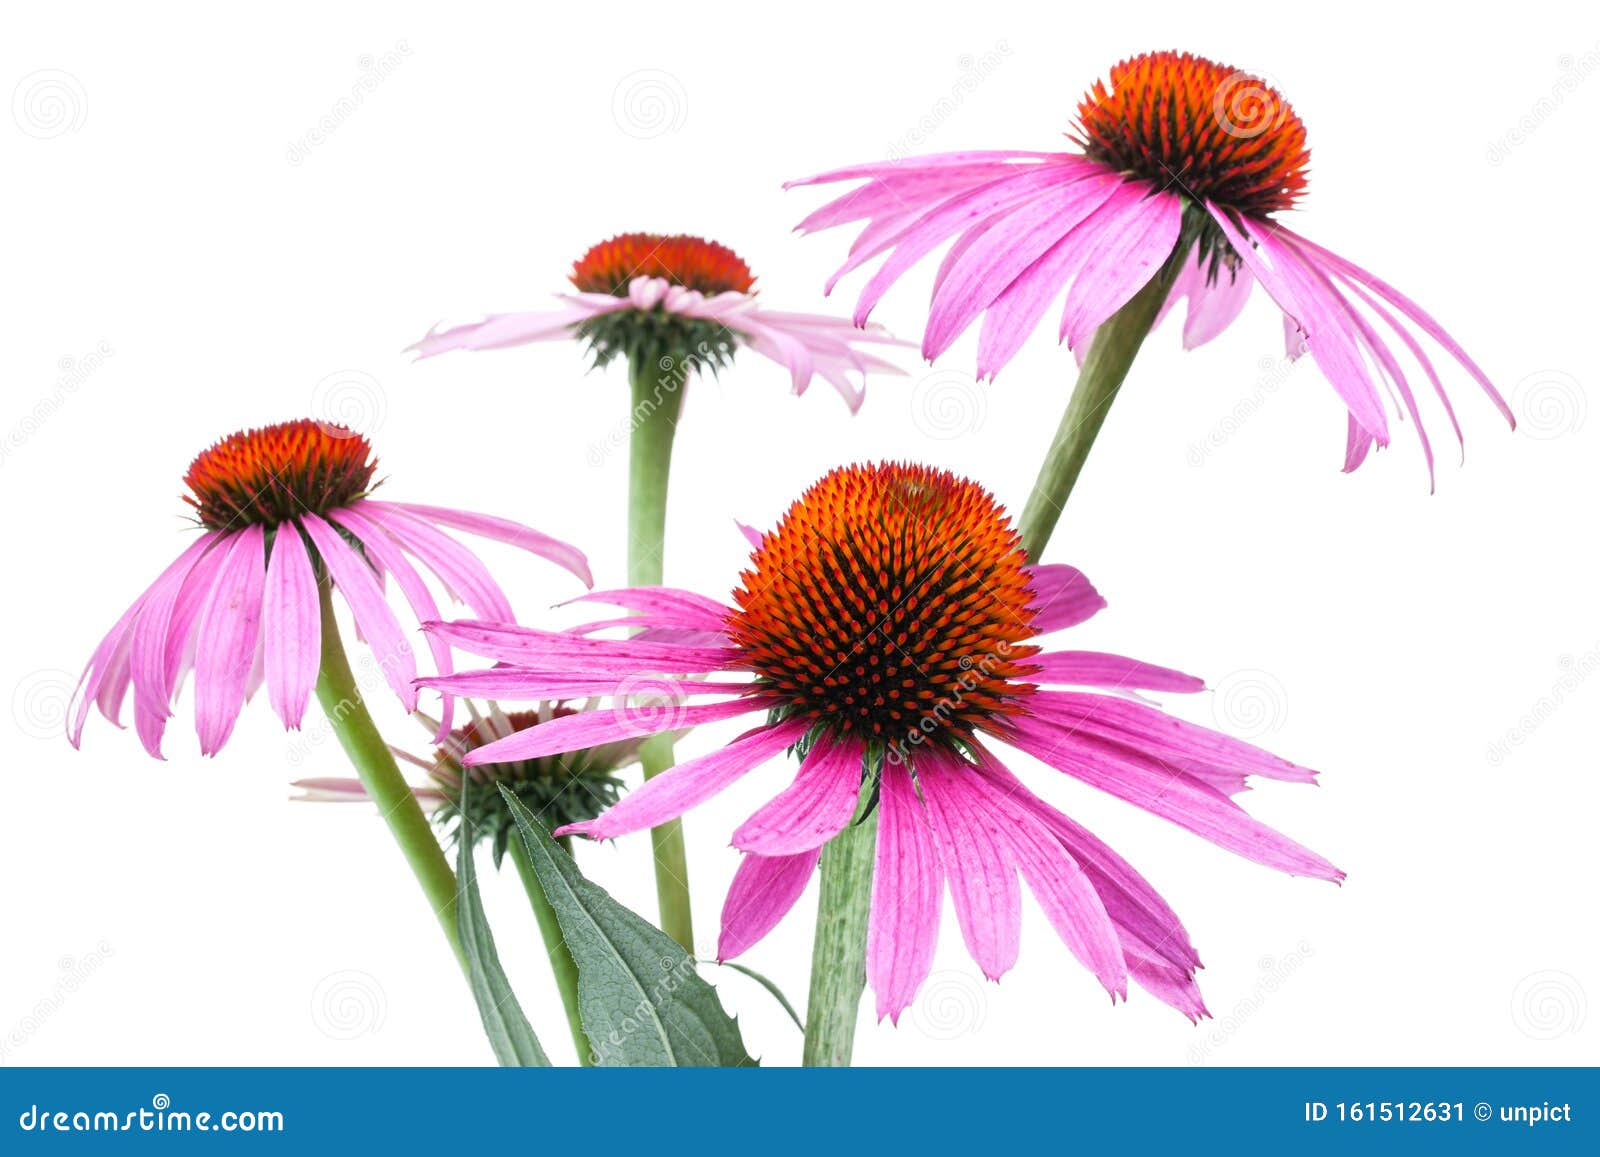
xmin=183 ymin=419 xmax=376 ymax=530
xmin=570 ymin=232 xmax=756 ymax=296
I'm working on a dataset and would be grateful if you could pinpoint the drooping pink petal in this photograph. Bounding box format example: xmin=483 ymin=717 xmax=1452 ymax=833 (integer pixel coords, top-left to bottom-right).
xmin=423 ymin=669 xmax=747 ymax=701
xmin=557 ymin=717 xmax=808 ymax=840
xmin=1127 ymin=948 xmax=1210 ymax=1022
xmin=732 ymin=731 xmax=864 ymax=855
xmin=407 ymin=300 xmax=621 ymax=358
xmin=357 ymin=503 xmax=514 ymax=622
xmin=717 ymin=848 xmax=821 ymax=961
xmin=70 ymin=597 xmax=143 ymax=745
xmin=375 ymin=501 xmax=592 ymax=587
xmin=1028 ymin=650 xmax=1205 ymax=694
xmin=913 ymin=749 xmax=1021 ymax=980
xmin=1060 ymin=187 xmax=1185 ymax=353
xmin=1005 ymin=713 xmax=1342 ymax=880
xmin=1158 ymin=249 xmax=1256 ymax=350
xmin=247 ymin=527 xmax=319 ymax=737
xmin=868 ymin=763 xmax=944 ymax=1022
xmin=464 ymin=694 xmax=775 ymax=766
xmin=299 ymin=513 xmax=418 ymax=713
xmin=192 ymin=526 xmax=267 ymax=756
xmin=330 ymin=505 xmax=455 ymax=737
xmin=126 ymin=535 xmax=224 ymax=757
xmin=1025 ymin=564 xmax=1105 ymax=633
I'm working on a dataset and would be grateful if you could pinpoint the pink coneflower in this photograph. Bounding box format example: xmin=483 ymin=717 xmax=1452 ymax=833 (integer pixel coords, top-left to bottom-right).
xmin=412 ymin=233 xmax=909 ymax=952
xmin=790 ymin=51 xmax=1513 ymax=550
xmin=411 ymin=232 xmax=906 ymax=413
xmin=69 ymin=419 xmax=590 ymax=757
xmin=419 ymin=463 xmax=1340 ymax=1034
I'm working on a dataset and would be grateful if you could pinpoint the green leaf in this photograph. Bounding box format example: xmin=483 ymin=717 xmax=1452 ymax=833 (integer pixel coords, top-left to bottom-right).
xmin=500 ymin=785 xmax=758 ymax=1067
xmin=457 ymin=793 xmax=551 ymax=1067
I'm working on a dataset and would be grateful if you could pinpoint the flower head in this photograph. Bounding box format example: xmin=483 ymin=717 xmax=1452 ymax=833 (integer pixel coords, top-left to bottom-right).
xmin=409 ymin=231 xmax=909 ymax=412
xmin=68 ymin=419 xmax=591 ymax=759
xmin=789 ymin=50 xmax=1513 ymax=479
xmin=421 ymin=463 xmax=1341 ymax=1021
xmin=297 ymin=703 xmax=633 ymax=867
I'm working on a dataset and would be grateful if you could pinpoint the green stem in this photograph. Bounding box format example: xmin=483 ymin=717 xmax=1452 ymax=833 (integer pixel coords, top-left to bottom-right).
xmin=313 ymin=580 xmax=466 ymax=971
xmin=626 ymin=352 xmax=695 ymax=953
xmin=802 ymin=786 xmax=879 ymax=1067
xmin=508 ymin=832 xmax=590 ymax=1065
xmin=1016 ymin=233 xmax=1194 ymax=562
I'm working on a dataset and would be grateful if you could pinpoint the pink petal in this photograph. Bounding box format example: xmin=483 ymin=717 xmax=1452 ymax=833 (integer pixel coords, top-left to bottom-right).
xmin=1059 ymin=187 xmax=1185 ymax=352
xmin=732 ymin=731 xmax=864 ymax=855
xmin=356 ymin=503 xmax=514 ymax=622
xmin=299 ymin=514 xmax=418 ymax=713
xmin=868 ymin=763 xmax=944 ymax=1021
xmin=463 ymin=694 xmax=773 ymax=766
xmin=126 ymin=535 xmax=224 ymax=757
xmin=424 ymin=669 xmax=746 ymax=700
xmin=406 ymin=301 xmax=617 ymax=358
xmin=561 ymin=586 xmax=731 ymax=632
xmin=423 ymin=619 xmax=739 ymax=674
xmin=557 ymin=717 xmax=808 ymax=839
xmin=1025 ymin=564 xmax=1105 ymax=632
xmin=378 ymin=501 xmax=592 ymax=587
xmin=261 ymin=524 xmax=321 ymax=730
xmin=192 ymin=526 xmax=267 ymax=756
xmin=1028 ymin=650 xmax=1205 ymax=694
xmin=717 ymin=849 xmax=821 ymax=961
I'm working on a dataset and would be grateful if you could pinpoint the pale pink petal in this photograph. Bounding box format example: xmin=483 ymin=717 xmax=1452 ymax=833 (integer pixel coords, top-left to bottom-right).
xmin=732 ymin=731 xmax=864 ymax=855
xmin=424 ymin=669 xmax=747 ymax=700
xmin=868 ymin=763 xmax=944 ymax=1021
xmin=299 ymin=514 xmax=418 ymax=713
xmin=1026 ymin=564 xmax=1105 ymax=632
xmin=378 ymin=501 xmax=591 ymax=587
xmin=717 ymin=849 xmax=821 ymax=960
xmin=358 ymin=504 xmax=514 ymax=621
xmin=422 ymin=619 xmax=739 ymax=674
xmin=261 ymin=523 xmax=321 ymax=731
xmin=561 ymin=586 xmax=732 ymax=631
xmin=192 ymin=526 xmax=267 ymax=756
xmin=406 ymin=300 xmax=620 ymax=359
xmin=557 ymin=717 xmax=808 ymax=840
xmin=463 ymin=695 xmax=774 ymax=765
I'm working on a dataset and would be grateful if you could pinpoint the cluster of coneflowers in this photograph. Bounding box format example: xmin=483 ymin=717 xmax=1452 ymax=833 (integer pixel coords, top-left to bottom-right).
xmin=69 ymin=51 xmax=1511 ymax=1066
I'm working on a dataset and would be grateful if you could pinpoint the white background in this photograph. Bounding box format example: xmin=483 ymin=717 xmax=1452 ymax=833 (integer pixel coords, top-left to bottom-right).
xmin=3 ymin=1 xmax=1596 ymax=1068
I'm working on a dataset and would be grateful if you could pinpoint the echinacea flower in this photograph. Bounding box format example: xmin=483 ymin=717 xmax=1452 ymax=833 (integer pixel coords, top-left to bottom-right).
xmin=419 ymin=462 xmax=1341 ymax=1022
xmin=68 ymin=419 xmax=591 ymax=758
xmin=410 ymin=232 xmax=907 ymax=414
xmin=296 ymin=702 xmax=634 ymax=866
xmin=411 ymin=233 xmax=909 ymax=950
xmin=790 ymin=51 xmax=1513 ymax=547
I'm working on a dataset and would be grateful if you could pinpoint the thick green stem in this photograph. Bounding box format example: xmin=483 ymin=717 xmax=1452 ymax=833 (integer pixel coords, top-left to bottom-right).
xmin=626 ymin=352 xmax=695 ymax=952
xmin=313 ymin=580 xmax=466 ymax=971
xmin=1016 ymin=237 xmax=1194 ymax=562
xmin=802 ymin=787 xmax=879 ymax=1067
xmin=508 ymin=832 xmax=590 ymax=1065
